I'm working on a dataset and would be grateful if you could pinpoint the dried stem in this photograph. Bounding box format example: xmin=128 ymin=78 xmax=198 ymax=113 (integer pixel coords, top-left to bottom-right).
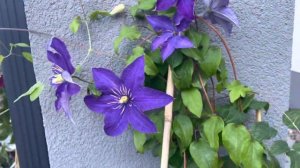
xmin=183 ymin=152 xmax=187 ymax=168
xmin=196 ymin=16 xmax=238 ymax=80
xmin=161 ymin=66 xmax=174 ymax=168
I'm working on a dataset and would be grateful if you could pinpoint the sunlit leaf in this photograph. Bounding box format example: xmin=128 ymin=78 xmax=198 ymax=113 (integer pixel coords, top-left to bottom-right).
xmin=227 ymin=80 xmax=252 ymax=103
xmin=190 ymin=140 xmax=219 ymax=168
xmin=133 ymin=131 xmax=147 ymax=153
xmin=203 ymin=116 xmax=224 ymax=150
xmin=14 ymin=82 xmax=44 ymax=103
xmin=22 ymin=52 xmax=33 ymax=63
xmin=69 ymin=16 xmax=81 ymax=33
xmin=173 ymin=115 xmax=193 ymax=151
xmin=114 ymin=26 xmax=141 ymax=53
xmin=181 ymin=88 xmax=203 ymax=117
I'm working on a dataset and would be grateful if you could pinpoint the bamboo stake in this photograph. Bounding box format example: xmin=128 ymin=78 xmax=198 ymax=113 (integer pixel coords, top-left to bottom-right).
xmin=15 ymin=150 xmax=20 ymax=168
xmin=256 ymin=110 xmax=262 ymax=122
xmin=161 ymin=66 xmax=174 ymax=168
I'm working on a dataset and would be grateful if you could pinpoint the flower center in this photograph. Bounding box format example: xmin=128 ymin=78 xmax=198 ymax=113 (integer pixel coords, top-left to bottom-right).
xmin=119 ymin=96 xmax=129 ymax=104
xmin=51 ymin=74 xmax=65 ymax=84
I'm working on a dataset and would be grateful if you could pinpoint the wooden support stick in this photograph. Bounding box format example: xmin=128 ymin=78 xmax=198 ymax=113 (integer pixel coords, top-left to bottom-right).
xmin=256 ymin=110 xmax=262 ymax=122
xmin=161 ymin=66 xmax=175 ymax=168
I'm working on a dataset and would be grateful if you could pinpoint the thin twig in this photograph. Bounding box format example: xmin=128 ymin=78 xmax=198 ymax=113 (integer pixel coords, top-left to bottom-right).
xmin=0 ymin=28 xmax=54 ymax=37
xmin=198 ymin=73 xmax=215 ymax=114
xmin=196 ymin=16 xmax=238 ymax=80
xmin=78 ymin=0 xmax=93 ymax=67
xmin=161 ymin=66 xmax=174 ymax=168
xmin=72 ymin=76 xmax=93 ymax=84
xmin=210 ymin=78 xmax=216 ymax=111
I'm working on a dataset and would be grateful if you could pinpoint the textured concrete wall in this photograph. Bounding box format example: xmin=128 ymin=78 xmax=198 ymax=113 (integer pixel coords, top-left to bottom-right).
xmin=24 ymin=0 xmax=294 ymax=167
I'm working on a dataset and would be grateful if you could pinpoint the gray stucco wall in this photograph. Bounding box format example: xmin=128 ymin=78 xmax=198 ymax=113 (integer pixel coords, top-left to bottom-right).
xmin=24 ymin=0 xmax=294 ymax=167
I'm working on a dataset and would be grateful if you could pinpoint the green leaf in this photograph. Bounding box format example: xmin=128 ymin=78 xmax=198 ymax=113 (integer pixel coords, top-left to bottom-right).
xmin=173 ymin=115 xmax=193 ymax=151
xmin=149 ymin=113 xmax=164 ymax=142
xmin=13 ymin=43 xmax=30 ymax=48
xmin=22 ymin=52 xmax=33 ymax=63
xmin=199 ymin=33 xmax=210 ymax=56
xmin=200 ymin=46 xmax=222 ymax=77
xmin=127 ymin=47 xmax=158 ymax=76
xmin=203 ymin=116 xmax=224 ymax=150
xmin=133 ymin=131 xmax=147 ymax=153
xmin=137 ymin=0 xmax=157 ymax=10
xmin=69 ymin=16 xmax=81 ymax=33
xmin=218 ymin=106 xmax=247 ymax=124
xmin=241 ymin=140 xmax=264 ymax=168
xmin=292 ymin=142 xmax=300 ymax=152
xmin=270 ymin=140 xmax=290 ymax=155
xmin=181 ymin=88 xmax=203 ymax=117
xmin=222 ymin=123 xmax=251 ymax=165
xmin=227 ymin=80 xmax=252 ymax=103
xmin=14 ymin=82 xmax=44 ymax=103
xmin=216 ymin=58 xmax=228 ymax=92
xmin=126 ymin=46 xmax=145 ymax=65
xmin=249 ymin=100 xmax=270 ymax=111
xmin=251 ymin=122 xmax=277 ymax=142
xmin=287 ymin=151 xmax=300 ymax=168
xmin=89 ymin=10 xmax=111 ymax=21
xmin=145 ymin=55 xmax=159 ymax=76
xmin=181 ymin=48 xmax=202 ymax=62
xmin=166 ymin=51 xmax=183 ymax=68
xmin=186 ymin=29 xmax=202 ymax=47
xmin=130 ymin=5 xmax=139 ymax=17
xmin=282 ymin=109 xmax=300 ymax=130
xmin=190 ymin=140 xmax=219 ymax=168
xmin=114 ymin=26 xmax=141 ymax=53
xmin=88 ymin=84 xmax=101 ymax=97
xmin=0 ymin=55 xmax=4 ymax=63
xmin=172 ymin=59 xmax=194 ymax=89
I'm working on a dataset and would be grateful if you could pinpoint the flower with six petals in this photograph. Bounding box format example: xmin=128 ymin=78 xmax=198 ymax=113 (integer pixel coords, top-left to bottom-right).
xmin=84 ymin=56 xmax=173 ymax=136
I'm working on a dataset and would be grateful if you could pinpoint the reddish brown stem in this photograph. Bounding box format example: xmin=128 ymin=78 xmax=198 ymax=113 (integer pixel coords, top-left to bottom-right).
xmin=210 ymin=78 xmax=216 ymax=111
xmin=197 ymin=70 xmax=215 ymax=114
xmin=196 ymin=16 xmax=238 ymax=80
xmin=183 ymin=152 xmax=187 ymax=168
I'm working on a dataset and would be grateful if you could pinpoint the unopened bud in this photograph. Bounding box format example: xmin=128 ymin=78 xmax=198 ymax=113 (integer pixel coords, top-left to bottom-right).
xmin=110 ymin=4 xmax=125 ymax=15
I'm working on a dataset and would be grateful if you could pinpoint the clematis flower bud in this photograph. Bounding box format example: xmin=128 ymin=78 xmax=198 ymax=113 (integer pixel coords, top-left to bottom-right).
xmin=110 ymin=4 xmax=125 ymax=15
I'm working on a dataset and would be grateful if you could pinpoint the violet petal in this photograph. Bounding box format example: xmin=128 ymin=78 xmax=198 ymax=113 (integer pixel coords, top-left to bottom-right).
xmin=92 ymin=68 xmax=122 ymax=94
xmin=156 ymin=0 xmax=177 ymax=11
xmin=177 ymin=0 xmax=195 ymax=21
xmin=133 ymin=87 xmax=173 ymax=111
xmin=211 ymin=0 xmax=229 ymax=9
xmin=47 ymin=37 xmax=75 ymax=74
xmin=151 ymin=32 xmax=173 ymax=51
xmin=213 ymin=7 xmax=239 ymax=26
xmin=126 ymin=106 xmax=157 ymax=133
xmin=121 ymin=56 xmax=145 ymax=90
xmin=146 ymin=15 xmax=175 ymax=32
xmin=104 ymin=110 xmax=128 ymax=136
xmin=84 ymin=95 xmax=115 ymax=113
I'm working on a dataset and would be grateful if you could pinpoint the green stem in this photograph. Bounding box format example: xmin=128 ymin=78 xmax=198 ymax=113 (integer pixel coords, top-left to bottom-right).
xmin=78 ymin=0 xmax=93 ymax=67
xmin=72 ymin=76 xmax=93 ymax=85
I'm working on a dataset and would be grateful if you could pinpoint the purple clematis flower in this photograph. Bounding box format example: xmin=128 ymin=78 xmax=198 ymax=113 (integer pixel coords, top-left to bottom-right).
xmin=203 ymin=0 xmax=239 ymax=35
xmin=84 ymin=56 xmax=173 ymax=136
xmin=156 ymin=0 xmax=195 ymax=21
xmin=47 ymin=37 xmax=80 ymax=122
xmin=147 ymin=15 xmax=194 ymax=61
